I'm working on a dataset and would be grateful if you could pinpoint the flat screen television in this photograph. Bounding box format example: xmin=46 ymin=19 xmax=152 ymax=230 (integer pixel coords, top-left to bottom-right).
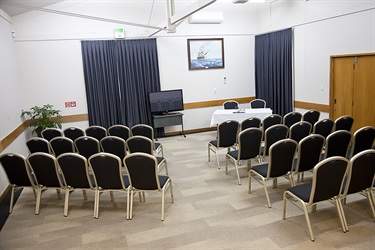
xmin=149 ymin=89 xmax=184 ymax=114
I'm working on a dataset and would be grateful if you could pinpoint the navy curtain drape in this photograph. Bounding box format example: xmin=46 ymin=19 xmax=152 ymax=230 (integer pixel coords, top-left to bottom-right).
xmin=81 ymin=39 xmax=161 ymax=131
xmin=255 ymin=28 xmax=293 ymax=116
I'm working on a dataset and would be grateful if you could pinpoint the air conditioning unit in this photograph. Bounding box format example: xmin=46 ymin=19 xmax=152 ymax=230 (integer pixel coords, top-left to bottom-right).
xmin=189 ymin=11 xmax=223 ymax=24
xmin=233 ymin=0 xmax=249 ymax=3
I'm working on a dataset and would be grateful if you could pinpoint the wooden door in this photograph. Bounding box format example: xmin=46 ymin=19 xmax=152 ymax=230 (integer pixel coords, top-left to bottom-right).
xmin=352 ymin=55 xmax=375 ymax=132
xmin=330 ymin=57 xmax=354 ymax=120
xmin=330 ymin=53 xmax=375 ymax=133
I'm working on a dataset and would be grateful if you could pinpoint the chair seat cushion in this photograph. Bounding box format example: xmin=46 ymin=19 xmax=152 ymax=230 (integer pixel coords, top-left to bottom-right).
xmin=251 ymin=164 xmax=269 ymax=177
xmin=228 ymin=150 xmax=239 ymax=159
xmin=209 ymin=140 xmax=218 ymax=147
xmin=158 ymin=176 xmax=169 ymax=187
xmin=122 ymin=175 xmax=130 ymax=188
xmin=286 ymin=183 xmax=311 ymax=202
xmin=155 ymin=142 xmax=162 ymax=149
xmin=156 ymin=156 xmax=165 ymax=165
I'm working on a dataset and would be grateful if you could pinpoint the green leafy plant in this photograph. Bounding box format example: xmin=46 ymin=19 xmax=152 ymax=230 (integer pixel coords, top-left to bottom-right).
xmin=21 ymin=104 xmax=62 ymax=135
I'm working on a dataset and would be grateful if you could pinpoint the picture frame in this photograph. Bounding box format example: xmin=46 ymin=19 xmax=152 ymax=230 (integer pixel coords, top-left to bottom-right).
xmin=187 ymin=38 xmax=225 ymax=70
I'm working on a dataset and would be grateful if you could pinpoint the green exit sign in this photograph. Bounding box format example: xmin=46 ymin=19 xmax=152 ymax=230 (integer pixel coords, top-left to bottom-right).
xmin=114 ymin=28 xmax=125 ymax=39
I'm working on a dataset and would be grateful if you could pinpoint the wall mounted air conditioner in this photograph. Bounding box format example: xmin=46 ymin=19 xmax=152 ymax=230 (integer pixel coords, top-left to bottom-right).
xmin=189 ymin=11 xmax=223 ymax=24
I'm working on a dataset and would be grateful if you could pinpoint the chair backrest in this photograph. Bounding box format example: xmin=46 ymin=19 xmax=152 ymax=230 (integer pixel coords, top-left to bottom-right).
xmin=250 ymin=99 xmax=266 ymax=109
xmin=41 ymin=128 xmax=63 ymax=142
xmin=50 ymin=136 xmax=75 ymax=157
xmin=57 ymin=153 xmax=94 ymax=189
xmin=283 ymin=111 xmax=302 ymax=128
xmin=217 ymin=120 xmax=240 ymax=148
xmin=131 ymin=124 xmax=154 ymax=141
xmin=309 ymin=156 xmax=349 ymax=204
xmin=100 ymin=136 xmax=127 ymax=160
xmin=350 ymin=126 xmax=375 ymax=158
xmin=237 ymin=128 xmax=263 ymax=160
xmin=223 ymin=100 xmax=239 ymax=109
xmin=26 ymin=152 xmax=62 ymax=187
xmin=0 ymin=153 xmax=34 ymax=187
xmin=124 ymin=153 xmax=161 ymax=191
xmin=88 ymin=153 xmax=126 ymax=190
xmin=302 ymin=109 xmax=320 ymax=127
xmin=85 ymin=125 xmax=107 ymax=142
xmin=126 ymin=136 xmax=154 ymax=155
xmin=324 ymin=130 xmax=352 ymax=158
xmin=313 ymin=118 xmax=334 ymax=138
xmin=334 ymin=115 xmax=354 ymax=132
xmin=267 ymin=139 xmax=298 ymax=178
xmin=289 ymin=121 xmax=312 ymax=143
xmin=108 ymin=125 xmax=131 ymax=141
xmin=240 ymin=117 xmax=261 ymax=131
xmin=26 ymin=137 xmax=50 ymax=154
xmin=74 ymin=136 xmax=100 ymax=159
xmin=262 ymin=114 xmax=283 ymax=135
xmin=295 ymin=134 xmax=325 ymax=173
xmin=63 ymin=127 xmax=85 ymax=142
xmin=344 ymin=149 xmax=375 ymax=196
xmin=263 ymin=124 xmax=289 ymax=156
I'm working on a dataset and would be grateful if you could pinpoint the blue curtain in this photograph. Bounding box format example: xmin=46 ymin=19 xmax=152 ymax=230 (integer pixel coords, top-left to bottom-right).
xmin=255 ymin=28 xmax=293 ymax=116
xmin=81 ymin=39 xmax=161 ymax=130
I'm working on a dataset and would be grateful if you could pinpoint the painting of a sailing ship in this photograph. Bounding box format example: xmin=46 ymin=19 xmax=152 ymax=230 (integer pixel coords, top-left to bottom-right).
xmin=187 ymin=38 xmax=224 ymax=70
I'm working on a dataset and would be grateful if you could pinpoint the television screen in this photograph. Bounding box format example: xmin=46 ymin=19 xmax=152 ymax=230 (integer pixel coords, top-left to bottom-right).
xmin=149 ymin=89 xmax=184 ymax=114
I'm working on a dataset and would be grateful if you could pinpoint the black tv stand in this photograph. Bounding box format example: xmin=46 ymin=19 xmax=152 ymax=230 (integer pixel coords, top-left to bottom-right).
xmin=152 ymin=112 xmax=186 ymax=138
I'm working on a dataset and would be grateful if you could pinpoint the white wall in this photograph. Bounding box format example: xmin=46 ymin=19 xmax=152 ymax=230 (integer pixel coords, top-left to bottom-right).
xmin=0 ymin=11 xmax=29 ymax=194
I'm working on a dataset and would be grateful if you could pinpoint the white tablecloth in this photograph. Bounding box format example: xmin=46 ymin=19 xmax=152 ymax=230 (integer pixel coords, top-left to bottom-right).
xmin=210 ymin=108 xmax=273 ymax=126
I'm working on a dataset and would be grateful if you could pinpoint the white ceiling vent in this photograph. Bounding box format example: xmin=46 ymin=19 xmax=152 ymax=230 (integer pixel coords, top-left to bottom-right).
xmin=189 ymin=11 xmax=223 ymax=24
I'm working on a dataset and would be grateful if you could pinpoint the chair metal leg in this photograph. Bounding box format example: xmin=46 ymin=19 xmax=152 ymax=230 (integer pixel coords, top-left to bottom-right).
xmin=208 ymin=144 xmax=211 ymax=162
xmin=9 ymin=186 xmax=15 ymax=214
xmin=169 ymin=180 xmax=174 ymax=203
xmin=248 ymin=171 xmax=252 ymax=194
xmin=225 ymin=156 xmax=229 ymax=175
xmin=130 ymin=190 xmax=134 ymax=220
xmin=366 ymin=189 xmax=375 ymax=219
xmin=262 ymin=179 xmax=272 ymax=208
xmin=164 ymin=161 xmax=168 ymax=176
xmin=282 ymin=191 xmax=288 ymax=220
xmin=56 ymin=188 xmax=61 ymax=199
xmin=161 ymin=188 xmax=165 ymax=221
xmin=82 ymin=190 xmax=87 ymax=201
xmin=235 ymin=161 xmax=241 ymax=185
xmin=335 ymin=199 xmax=347 ymax=233
xmin=93 ymin=189 xmax=98 ymax=218
xmin=215 ymin=149 xmax=220 ymax=169
xmin=64 ymin=189 xmax=70 ymax=217
xmin=35 ymin=187 xmax=42 ymax=215
xmin=273 ymin=178 xmax=277 ymax=188
xmin=94 ymin=189 xmax=101 ymax=219
xmin=302 ymin=203 xmax=315 ymax=242
xmin=126 ymin=189 xmax=130 ymax=220
xmin=110 ymin=191 xmax=115 ymax=202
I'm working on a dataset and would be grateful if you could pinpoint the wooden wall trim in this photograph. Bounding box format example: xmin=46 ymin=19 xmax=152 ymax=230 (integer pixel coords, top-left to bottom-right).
xmin=1 ymin=99 xmax=330 ymax=151
xmin=294 ymin=101 xmax=330 ymax=113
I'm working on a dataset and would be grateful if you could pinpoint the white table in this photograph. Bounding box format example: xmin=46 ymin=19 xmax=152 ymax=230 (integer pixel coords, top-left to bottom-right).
xmin=210 ymin=108 xmax=273 ymax=126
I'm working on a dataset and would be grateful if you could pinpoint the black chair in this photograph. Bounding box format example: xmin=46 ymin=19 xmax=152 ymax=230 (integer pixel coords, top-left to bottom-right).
xmin=100 ymin=136 xmax=127 ymax=163
xmin=225 ymin=128 xmax=263 ymax=185
xmin=208 ymin=120 xmax=239 ymax=169
xmin=126 ymin=136 xmax=168 ymax=175
xmin=302 ymin=109 xmax=320 ymax=127
xmin=340 ymin=149 xmax=375 ymax=232
xmin=41 ymin=128 xmax=63 ymax=142
xmin=131 ymin=124 xmax=163 ymax=157
xmin=223 ymin=100 xmax=239 ymax=109
xmin=123 ymin=153 xmax=174 ymax=221
xmin=334 ymin=115 xmax=354 ymax=132
xmin=74 ymin=136 xmax=100 ymax=159
xmin=26 ymin=137 xmax=50 ymax=154
xmin=88 ymin=153 xmax=130 ymax=219
xmin=313 ymin=118 xmax=334 ymax=139
xmin=108 ymin=125 xmax=132 ymax=141
xmin=292 ymin=134 xmax=325 ymax=185
xmin=283 ymin=111 xmax=302 ymax=128
xmin=262 ymin=114 xmax=283 ymax=138
xmin=240 ymin=117 xmax=261 ymax=131
xmin=56 ymin=153 xmax=95 ymax=217
xmin=249 ymin=139 xmax=298 ymax=208
xmin=349 ymin=126 xmax=375 ymax=158
xmin=250 ymin=99 xmax=266 ymax=109
xmin=85 ymin=125 xmax=107 ymax=142
xmin=289 ymin=121 xmax=312 ymax=143
xmin=50 ymin=136 xmax=75 ymax=157
xmin=323 ymin=130 xmax=352 ymax=159
xmin=0 ymin=153 xmax=36 ymax=213
xmin=260 ymin=124 xmax=289 ymax=163
xmin=26 ymin=152 xmax=63 ymax=215
xmin=63 ymin=127 xmax=85 ymax=142
xmin=283 ymin=156 xmax=349 ymax=241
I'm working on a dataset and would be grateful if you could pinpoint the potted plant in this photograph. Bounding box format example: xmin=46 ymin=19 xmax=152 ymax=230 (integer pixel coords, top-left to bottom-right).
xmin=21 ymin=104 xmax=62 ymax=137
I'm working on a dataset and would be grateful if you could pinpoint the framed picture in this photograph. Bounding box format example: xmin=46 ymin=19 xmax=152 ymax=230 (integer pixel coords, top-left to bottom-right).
xmin=187 ymin=38 xmax=224 ymax=70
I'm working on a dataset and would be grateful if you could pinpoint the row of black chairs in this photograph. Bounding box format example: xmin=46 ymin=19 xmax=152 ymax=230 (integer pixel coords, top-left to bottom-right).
xmin=0 ymin=152 xmax=174 ymax=221
xmin=223 ymin=99 xmax=267 ymax=109
xmin=39 ymin=124 xmax=163 ymax=157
